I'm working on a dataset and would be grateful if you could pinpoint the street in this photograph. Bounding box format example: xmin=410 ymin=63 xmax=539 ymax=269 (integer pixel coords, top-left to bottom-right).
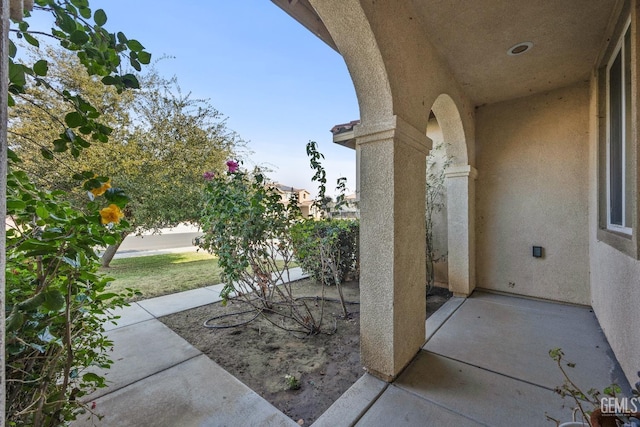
xmin=115 ymin=224 xmax=202 ymax=258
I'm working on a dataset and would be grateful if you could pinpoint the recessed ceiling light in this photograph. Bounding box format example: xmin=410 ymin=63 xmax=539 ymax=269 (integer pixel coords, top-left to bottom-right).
xmin=507 ymin=42 xmax=533 ymax=56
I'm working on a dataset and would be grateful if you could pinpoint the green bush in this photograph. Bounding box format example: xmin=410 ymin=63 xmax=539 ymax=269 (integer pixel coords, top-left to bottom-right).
xmin=291 ymin=219 xmax=359 ymax=286
xmin=199 ymin=162 xmax=300 ymax=305
xmin=5 ymin=168 xmax=135 ymax=426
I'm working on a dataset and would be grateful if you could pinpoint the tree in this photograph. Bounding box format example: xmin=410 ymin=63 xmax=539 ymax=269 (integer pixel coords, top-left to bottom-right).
xmin=9 ymin=47 xmax=244 ymax=266
xmin=425 ymin=142 xmax=452 ymax=293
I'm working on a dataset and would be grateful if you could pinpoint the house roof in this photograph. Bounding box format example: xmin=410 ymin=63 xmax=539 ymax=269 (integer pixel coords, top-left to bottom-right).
xmin=331 ymin=121 xmax=360 ymax=150
xmin=272 ymin=0 xmax=620 ymax=105
xmin=330 ymin=120 xmax=361 ymax=136
xmin=272 ymin=183 xmax=308 ymax=194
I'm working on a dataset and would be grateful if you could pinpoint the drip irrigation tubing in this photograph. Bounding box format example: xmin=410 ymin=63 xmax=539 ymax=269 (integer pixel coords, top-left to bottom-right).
xmin=203 ymin=296 xmax=360 ymax=330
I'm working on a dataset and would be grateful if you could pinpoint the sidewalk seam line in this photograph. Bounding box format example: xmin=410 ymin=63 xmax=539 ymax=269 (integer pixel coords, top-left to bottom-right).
xmin=87 ymin=353 xmax=203 ymax=401
xmin=348 ymin=382 xmax=389 ymax=427
xmin=389 ymin=383 xmax=491 ymax=427
xmin=422 ymin=297 xmax=467 ymax=347
xmin=422 ymin=350 xmax=558 ymax=393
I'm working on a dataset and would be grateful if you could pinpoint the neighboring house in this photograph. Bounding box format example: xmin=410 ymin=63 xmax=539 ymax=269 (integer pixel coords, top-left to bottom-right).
xmin=271 ymin=183 xmax=321 ymax=219
xmin=273 ymin=0 xmax=640 ymax=385
xmin=327 ymin=193 xmax=359 ymax=219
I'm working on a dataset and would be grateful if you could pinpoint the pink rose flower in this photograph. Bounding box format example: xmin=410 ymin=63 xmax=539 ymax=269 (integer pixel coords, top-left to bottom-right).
xmin=226 ymin=160 xmax=239 ymax=173
xmin=203 ymin=171 xmax=215 ymax=181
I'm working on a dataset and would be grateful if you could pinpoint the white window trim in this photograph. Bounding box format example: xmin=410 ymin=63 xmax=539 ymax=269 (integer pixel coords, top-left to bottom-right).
xmin=605 ymin=18 xmax=633 ymax=235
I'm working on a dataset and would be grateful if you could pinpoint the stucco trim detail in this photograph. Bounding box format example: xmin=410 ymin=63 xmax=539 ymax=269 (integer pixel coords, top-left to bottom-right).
xmin=355 ymin=115 xmax=432 ymax=156
xmin=445 ymin=165 xmax=478 ymax=180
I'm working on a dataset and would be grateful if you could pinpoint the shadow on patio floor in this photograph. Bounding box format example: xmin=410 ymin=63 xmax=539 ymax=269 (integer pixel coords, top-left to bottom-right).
xmin=316 ymin=291 xmax=629 ymax=427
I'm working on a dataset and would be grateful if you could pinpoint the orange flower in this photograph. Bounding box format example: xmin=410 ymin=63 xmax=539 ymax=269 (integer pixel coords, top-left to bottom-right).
xmin=90 ymin=180 xmax=111 ymax=197
xmin=100 ymin=204 xmax=124 ymax=225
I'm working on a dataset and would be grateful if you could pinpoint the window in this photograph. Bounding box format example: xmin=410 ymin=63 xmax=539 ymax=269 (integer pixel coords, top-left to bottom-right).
xmin=606 ymin=20 xmax=632 ymax=235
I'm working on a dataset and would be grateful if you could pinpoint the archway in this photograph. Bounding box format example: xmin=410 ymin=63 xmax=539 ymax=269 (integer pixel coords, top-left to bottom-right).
xmin=430 ymin=94 xmax=477 ymax=297
xmin=308 ymin=0 xmax=476 ymax=379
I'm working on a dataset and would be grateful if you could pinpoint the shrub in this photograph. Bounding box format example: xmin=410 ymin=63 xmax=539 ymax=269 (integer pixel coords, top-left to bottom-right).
xmin=199 ymin=162 xmax=327 ymax=334
xmin=291 ymin=219 xmax=359 ymax=286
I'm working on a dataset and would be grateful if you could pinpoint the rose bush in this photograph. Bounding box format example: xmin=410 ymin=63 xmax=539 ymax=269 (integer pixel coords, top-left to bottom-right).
xmin=198 ymin=161 xmax=330 ymax=334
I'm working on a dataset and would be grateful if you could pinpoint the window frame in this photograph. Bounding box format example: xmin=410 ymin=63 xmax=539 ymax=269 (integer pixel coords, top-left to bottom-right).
xmin=597 ymin=5 xmax=639 ymax=260
xmin=605 ymin=18 xmax=633 ymax=235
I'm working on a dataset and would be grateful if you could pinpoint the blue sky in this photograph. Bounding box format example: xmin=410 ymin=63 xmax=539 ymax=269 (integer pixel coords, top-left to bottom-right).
xmin=79 ymin=1 xmax=360 ymax=196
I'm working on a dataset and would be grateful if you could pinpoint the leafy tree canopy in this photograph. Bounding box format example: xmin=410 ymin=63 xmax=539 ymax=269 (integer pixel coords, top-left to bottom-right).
xmin=9 ymin=46 xmax=245 ymax=235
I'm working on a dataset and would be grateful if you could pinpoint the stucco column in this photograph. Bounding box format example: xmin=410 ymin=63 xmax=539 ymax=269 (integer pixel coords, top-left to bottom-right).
xmin=445 ymin=165 xmax=477 ymax=296
xmin=356 ymin=115 xmax=431 ymax=381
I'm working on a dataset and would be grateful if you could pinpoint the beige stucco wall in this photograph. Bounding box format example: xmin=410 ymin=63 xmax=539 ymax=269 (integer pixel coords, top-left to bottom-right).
xmin=475 ymin=82 xmax=591 ymax=304
xmin=590 ymin=241 xmax=640 ymax=384
xmin=588 ymin=71 xmax=640 ymax=385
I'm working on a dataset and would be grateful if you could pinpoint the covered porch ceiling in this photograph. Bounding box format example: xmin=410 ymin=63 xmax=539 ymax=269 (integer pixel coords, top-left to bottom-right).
xmin=272 ymin=0 xmax=621 ymax=105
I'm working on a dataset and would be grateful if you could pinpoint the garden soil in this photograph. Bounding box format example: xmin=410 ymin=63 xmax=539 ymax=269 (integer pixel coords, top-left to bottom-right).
xmin=161 ymin=279 xmax=452 ymax=425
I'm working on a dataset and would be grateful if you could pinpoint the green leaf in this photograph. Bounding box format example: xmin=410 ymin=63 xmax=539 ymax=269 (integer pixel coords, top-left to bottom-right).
xmin=9 ymin=39 xmax=16 ymax=58
xmin=78 ymin=125 xmax=92 ymax=135
xmin=65 ymin=2 xmax=78 ymax=16
xmin=17 ymin=293 xmax=46 ymax=311
xmin=117 ymin=31 xmax=127 ymax=44
xmin=65 ymin=111 xmax=85 ymax=127
xmin=9 ymin=61 xmax=26 ymax=87
xmin=7 ymin=199 xmax=27 ymax=210
xmin=6 ymin=310 xmax=24 ymax=332
xmin=126 ymin=39 xmax=144 ymax=52
xmin=36 ymin=204 xmax=50 ymax=219
xmin=70 ymin=0 xmax=89 ymax=8
xmin=53 ymin=139 xmax=68 ymax=152
xmin=129 ymin=57 xmax=141 ymax=72
xmin=94 ymin=9 xmax=107 ymax=26
xmin=7 ymin=148 xmax=21 ymax=163
xmin=58 ymin=12 xmax=77 ymax=33
xmin=78 ymin=6 xmax=91 ymax=19
xmin=101 ymin=75 xmax=118 ymax=86
xmin=96 ymin=293 xmax=118 ymax=301
xmin=75 ymin=136 xmax=91 ymax=148
xmin=42 ymin=289 xmax=64 ymax=311
xmin=82 ymin=372 xmax=103 ymax=383
xmin=138 ymin=51 xmax=151 ymax=64
xmin=23 ymin=32 xmax=39 ymax=47
xmin=33 ymin=59 xmax=48 ymax=76
xmin=121 ymin=74 xmax=140 ymax=89
xmin=69 ymin=30 xmax=89 ymax=45
xmin=103 ymin=235 xmax=116 ymax=245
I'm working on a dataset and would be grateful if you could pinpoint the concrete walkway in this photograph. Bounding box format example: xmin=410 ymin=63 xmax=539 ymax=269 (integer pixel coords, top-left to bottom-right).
xmin=73 ymin=275 xmax=629 ymax=427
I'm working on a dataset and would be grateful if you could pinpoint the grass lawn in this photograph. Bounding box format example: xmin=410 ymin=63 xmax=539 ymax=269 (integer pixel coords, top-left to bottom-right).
xmin=101 ymin=251 xmax=223 ymax=301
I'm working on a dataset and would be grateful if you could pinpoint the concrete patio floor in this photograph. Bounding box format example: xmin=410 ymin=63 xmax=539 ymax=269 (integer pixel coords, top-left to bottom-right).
xmin=72 ymin=273 xmax=629 ymax=427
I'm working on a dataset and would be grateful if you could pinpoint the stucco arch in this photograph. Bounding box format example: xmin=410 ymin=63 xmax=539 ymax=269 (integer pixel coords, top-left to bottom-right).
xmin=307 ymin=0 xmax=393 ymax=126
xmin=431 ymin=94 xmax=469 ymax=166
xmin=427 ymin=94 xmax=477 ymax=297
